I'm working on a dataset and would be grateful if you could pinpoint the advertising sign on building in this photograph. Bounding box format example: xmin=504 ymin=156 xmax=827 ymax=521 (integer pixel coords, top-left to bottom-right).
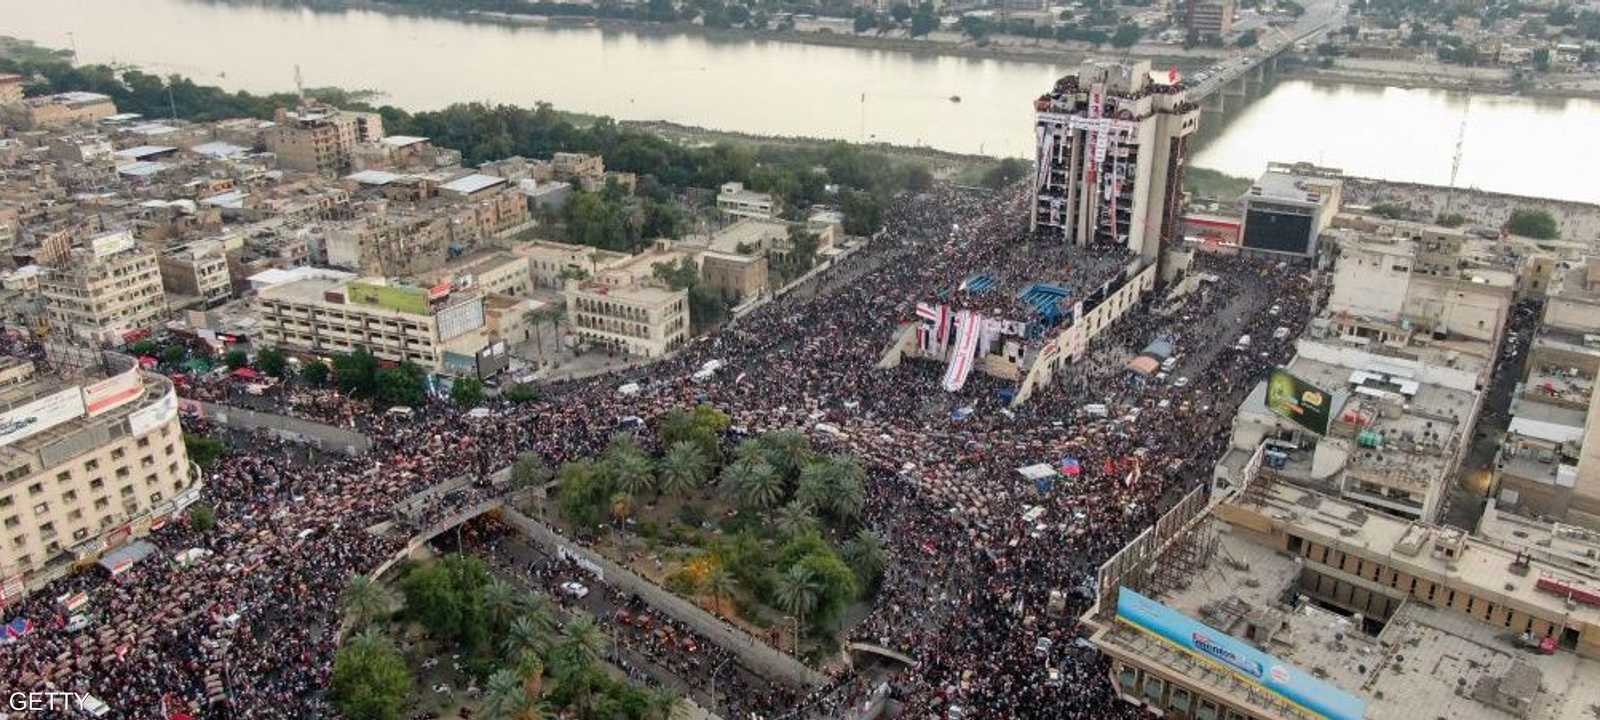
xmin=0 ymin=388 xmax=87 ymax=447
xmin=1265 ymin=368 xmax=1333 ymax=436
xmin=436 ymin=298 xmax=486 ymax=342
xmin=1116 ymin=587 xmax=1365 ymax=720
xmin=127 ymin=388 xmax=178 ymax=437
xmin=82 ymin=366 xmax=143 ymax=417
xmin=347 ymin=281 xmax=430 ymax=315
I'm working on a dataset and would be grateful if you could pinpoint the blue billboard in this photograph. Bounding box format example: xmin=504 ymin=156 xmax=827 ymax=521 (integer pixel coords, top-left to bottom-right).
xmin=1116 ymin=587 xmax=1366 ymax=720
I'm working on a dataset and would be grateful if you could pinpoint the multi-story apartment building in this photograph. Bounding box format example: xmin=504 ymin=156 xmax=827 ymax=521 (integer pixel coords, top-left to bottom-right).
xmin=157 ymin=240 xmax=232 ymax=308
xmin=254 ymin=277 xmax=491 ymax=373
xmin=0 ymin=91 xmax=118 ymax=130
xmin=265 ymin=102 xmax=385 ymax=175
xmin=1031 ymin=60 xmax=1200 ymax=262
xmin=716 ymin=182 xmax=780 ymax=219
xmin=0 ymin=353 xmax=195 ymax=604
xmin=514 ymin=240 xmax=629 ymax=290
xmin=0 ymin=73 xmax=24 ymax=105
xmin=1179 ymin=0 xmax=1234 ymax=37
xmin=565 ymin=282 xmax=689 ymax=358
xmin=40 ymin=232 xmax=169 ymax=345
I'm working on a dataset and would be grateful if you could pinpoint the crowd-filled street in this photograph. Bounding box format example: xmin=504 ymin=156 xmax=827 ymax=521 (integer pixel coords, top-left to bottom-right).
xmin=0 ymin=183 xmax=1319 ymax=719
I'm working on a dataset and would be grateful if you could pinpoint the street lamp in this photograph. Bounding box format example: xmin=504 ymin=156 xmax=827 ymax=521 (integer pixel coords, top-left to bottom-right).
xmin=708 ymin=655 xmax=733 ymax=714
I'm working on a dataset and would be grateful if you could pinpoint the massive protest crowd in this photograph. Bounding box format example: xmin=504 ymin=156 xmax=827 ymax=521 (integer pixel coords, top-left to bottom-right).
xmin=0 ymin=181 xmax=1319 ymax=719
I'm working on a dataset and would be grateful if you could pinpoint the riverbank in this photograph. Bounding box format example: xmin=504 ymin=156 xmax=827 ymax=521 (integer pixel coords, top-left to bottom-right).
xmin=1282 ymin=60 xmax=1600 ymax=101
xmin=232 ymin=0 xmax=1220 ymax=71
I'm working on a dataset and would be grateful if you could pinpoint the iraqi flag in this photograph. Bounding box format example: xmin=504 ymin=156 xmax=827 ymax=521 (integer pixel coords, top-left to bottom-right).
xmin=1059 ymin=457 xmax=1082 ymax=477
xmin=3 ymin=616 xmax=31 ymax=641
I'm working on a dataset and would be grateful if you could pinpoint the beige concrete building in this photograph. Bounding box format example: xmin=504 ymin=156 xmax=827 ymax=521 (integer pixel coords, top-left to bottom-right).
xmin=0 ymin=354 xmax=195 ymax=603
xmin=1083 ymin=465 xmax=1600 ymax=720
xmin=1179 ymin=0 xmax=1234 ymax=36
xmin=414 ymin=250 xmax=533 ymax=299
xmin=0 ymin=91 xmax=118 ymax=130
xmin=254 ymin=277 xmax=490 ymax=373
xmin=716 ymin=182 xmax=780 ymax=219
xmin=565 ymin=282 xmax=688 ymax=358
xmin=0 ymin=73 xmax=24 ymax=105
xmin=265 ymin=102 xmax=385 ymax=175
xmin=157 ymin=240 xmax=232 ymax=308
xmin=514 ymin=240 xmax=628 ymax=289
xmin=699 ymin=251 xmax=768 ymax=302
xmin=1496 ymin=259 xmax=1600 ymax=527
xmin=41 ymin=232 xmax=169 ymax=346
xmin=325 ymin=212 xmax=453 ymax=277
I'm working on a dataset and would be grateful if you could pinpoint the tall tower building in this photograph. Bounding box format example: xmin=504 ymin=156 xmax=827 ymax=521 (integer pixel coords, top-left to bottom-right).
xmin=1030 ymin=60 xmax=1200 ymax=261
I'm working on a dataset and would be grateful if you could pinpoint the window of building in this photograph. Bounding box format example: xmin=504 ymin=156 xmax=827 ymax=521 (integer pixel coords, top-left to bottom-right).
xmin=2 ymin=516 xmax=18 ymax=529
xmin=94 ymin=497 xmax=109 ymax=510
xmin=111 ymin=448 xmax=125 ymax=460
xmin=27 ymin=483 xmax=43 ymax=496
xmin=55 ymin=471 xmax=70 ymax=482
xmin=33 ymin=502 xmax=48 ymax=516
xmin=62 ymin=490 xmax=77 ymax=503
xmin=0 ymin=495 xmax=11 ymax=510
xmin=119 ymin=486 xmax=134 ymax=498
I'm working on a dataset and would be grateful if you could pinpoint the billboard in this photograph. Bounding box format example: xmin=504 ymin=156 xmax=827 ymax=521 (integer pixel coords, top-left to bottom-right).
xmin=1243 ymin=206 xmax=1315 ymax=255
xmin=1117 ymin=588 xmax=1365 ymax=720
xmin=347 ymin=281 xmax=430 ymax=315
xmin=128 ymin=388 xmax=178 ymax=437
xmin=82 ymin=367 xmax=143 ymax=417
xmin=0 ymin=388 xmax=87 ymax=447
xmin=1266 ymin=368 xmax=1333 ymax=436
xmin=437 ymin=298 xmax=485 ymax=342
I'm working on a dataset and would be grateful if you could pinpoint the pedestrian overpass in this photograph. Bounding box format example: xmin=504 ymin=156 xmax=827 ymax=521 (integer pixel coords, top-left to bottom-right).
xmin=848 ymin=641 xmax=918 ymax=667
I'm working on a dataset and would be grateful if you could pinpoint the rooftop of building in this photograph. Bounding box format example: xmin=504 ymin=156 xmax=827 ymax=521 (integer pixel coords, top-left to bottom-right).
xmin=934 ymin=243 xmax=1139 ymax=322
xmin=0 ymin=354 xmax=170 ymax=467
xmin=568 ymin=281 xmax=684 ymax=307
xmin=24 ymin=91 xmax=112 ymax=108
xmin=1246 ymin=170 xmax=1341 ymax=207
xmin=1096 ymin=481 xmax=1600 ymax=720
xmin=680 ymin=217 xmax=791 ymax=255
xmin=439 ymin=173 xmax=506 ymax=195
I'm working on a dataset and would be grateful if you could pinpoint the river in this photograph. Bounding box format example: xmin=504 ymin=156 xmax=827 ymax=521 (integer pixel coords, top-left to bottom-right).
xmin=7 ymin=0 xmax=1600 ymax=202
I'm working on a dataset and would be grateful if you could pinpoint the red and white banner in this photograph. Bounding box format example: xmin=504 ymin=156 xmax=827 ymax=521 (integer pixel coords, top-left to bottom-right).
xmin=82 ymin=365 xmax=143 ymax=417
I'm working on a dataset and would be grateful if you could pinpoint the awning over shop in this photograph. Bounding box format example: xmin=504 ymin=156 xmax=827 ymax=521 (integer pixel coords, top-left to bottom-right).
xmin=1126 ymin=356 xmax=1159 ymax=375
xmin=98 ymin=540 xmax=158 ymax=577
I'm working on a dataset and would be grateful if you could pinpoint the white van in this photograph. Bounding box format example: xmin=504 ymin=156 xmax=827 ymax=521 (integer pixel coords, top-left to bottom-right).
xmin=385 ymin=406 xmax=414 ymax=418
xmin=1083 ymin=403 xmax=1109 ymax=418
xmin=1160 ymin=357 xmax=1178 ymax=373
xmin=616 ymin=382 xmax=641 ymax=397
xmin=1273 ymin=326 xmax=1290 ymax=340
xmin=700 ymin=359 xmax=724 ymax=374
xmin=1236 ymin=334 xmax=1252 ymax=349
xmin=691 ymin=369 xmax=714 ymax=382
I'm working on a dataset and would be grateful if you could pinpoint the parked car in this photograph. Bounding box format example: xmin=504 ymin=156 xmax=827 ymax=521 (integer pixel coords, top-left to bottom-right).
xmin=560 ymin=581 xmax=590 ymax=599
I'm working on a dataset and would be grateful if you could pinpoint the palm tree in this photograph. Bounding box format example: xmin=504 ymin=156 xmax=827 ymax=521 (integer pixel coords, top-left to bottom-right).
xmin=483 ymin=578 xmax=522 ymax=630
xmin=644 ymin=688 xmax=682 ymax=720
xmin=657 ymin=441 xmax=710 ymax=496
xmin=344 ymin=625 xmax=395 ymax=660
xmin=842 ymin=528 xmax=887 ymax=584
xmin=724 ymin=460 xmax=784 ymax=509
xmin=759 ymin=430 xmax=813 ymax=480
xmin=610 ymin=453 xmax=655 ymax=496
xmin=502 ymin=614 xmax=554 ymax=663
xmin=340 ymin=574 xmax=397 ymax=627
xmin=482 ymin=669 xmax=533 ymax=720
xmin=523 ymin=303 xmax=566 ymax=365
xmin=560 ymin=614 xmax=609 ymax=670
xmin=831 ymin=468 xmax=867 ymax=522
xmin=774 ymin=564 xmax=820 ymax=635
xmin=609 ymin=492 xmax=634 ymax=523
xmin=775 ymin=500 xmax=818 ymax=538
xmin=512 ymin=647 xmax=547 ymax=700
xmin=706 ymin=566 xmax=738 ymax=615
xmin=794 ymin=467 xmax=831 ymax=511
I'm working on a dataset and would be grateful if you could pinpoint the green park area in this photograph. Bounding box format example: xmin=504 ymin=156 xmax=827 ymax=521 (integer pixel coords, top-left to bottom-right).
xmin=529 ymin=405 xmax=884 ymax=661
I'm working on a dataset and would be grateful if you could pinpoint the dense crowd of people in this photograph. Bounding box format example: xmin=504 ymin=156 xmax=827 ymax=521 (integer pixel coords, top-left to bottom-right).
xmin=0 ymin=182 xmax=1318 ymax=719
